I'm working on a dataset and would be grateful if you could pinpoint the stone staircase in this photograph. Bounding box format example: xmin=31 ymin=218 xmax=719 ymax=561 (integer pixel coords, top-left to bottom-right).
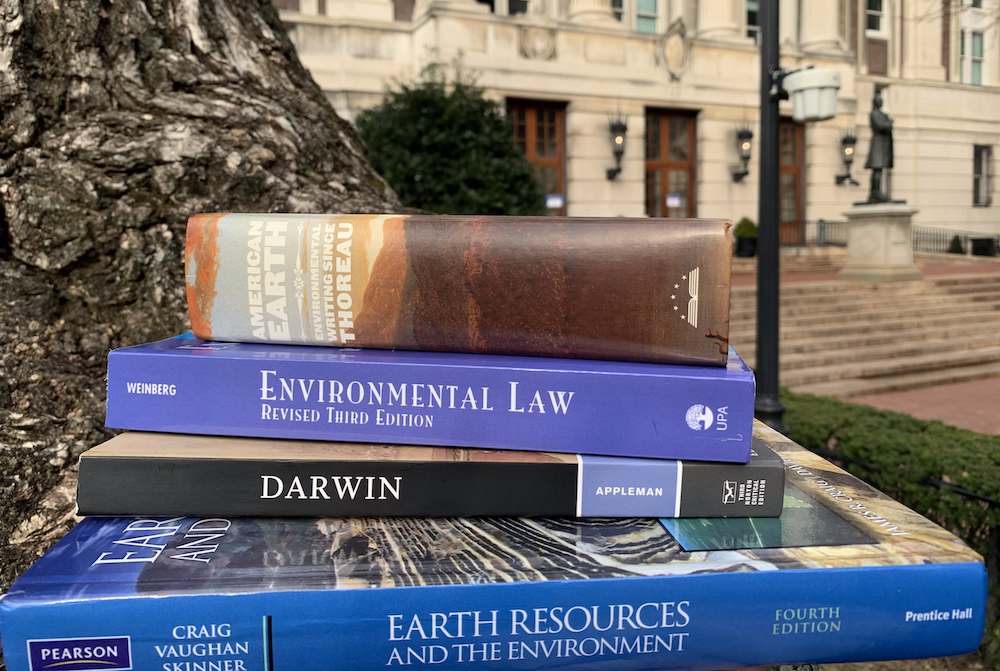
xmin=729 ymin=272 xmax=1000 ymax=399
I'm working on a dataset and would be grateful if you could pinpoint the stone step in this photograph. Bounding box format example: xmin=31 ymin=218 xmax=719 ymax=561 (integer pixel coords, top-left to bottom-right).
xmin=728 ymin=281 xmax=1000 ymax=310
xmin=737 ymin=332 xmax=1000 ymax=372
xmin=730 ymin=272 xmax=1000 ymax=296
xmin=728 ymin=307 xmax=1000 ymax=342
xmin=778 ymin=346 xmax=1000 ymax=387
xmin=730 ymin=280 xmax=920 ymax=299
xmin=729 ymin=272 xmax=1000 ymax=396
xmin=791 ymin=360 xmax=1000 ymax=399
xmin=729 ymin=296 xmax=1000 ymax=325
xmin=729 ymin=282 xmax=1000 ymax=306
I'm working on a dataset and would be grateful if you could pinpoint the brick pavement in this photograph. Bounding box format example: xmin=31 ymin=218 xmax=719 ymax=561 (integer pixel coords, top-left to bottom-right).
xmin=850 ymin=377 xmax=1000 ymax=435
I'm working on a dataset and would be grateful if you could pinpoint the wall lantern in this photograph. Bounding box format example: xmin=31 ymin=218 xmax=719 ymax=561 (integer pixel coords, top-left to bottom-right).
xmin=835 ymin=132 xmax=860 ymax=186
xmin=732 ymin=125 xmax=754 ymax=182
xmin=606 ymin=115 xmax=628 ymax=180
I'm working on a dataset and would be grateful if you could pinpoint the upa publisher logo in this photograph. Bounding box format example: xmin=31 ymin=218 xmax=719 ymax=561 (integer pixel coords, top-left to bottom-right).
xmin=685 ymin=404 xmax=714 ymax=431
xmin=28 ymin=636 xmax=132 ymax=671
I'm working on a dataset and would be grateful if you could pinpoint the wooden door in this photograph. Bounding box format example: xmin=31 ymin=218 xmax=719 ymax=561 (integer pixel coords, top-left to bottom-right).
xmin=779 ymin=119 xmax=804 ymax=245
xmin=645 ymin=111 xmax=697 ymax=218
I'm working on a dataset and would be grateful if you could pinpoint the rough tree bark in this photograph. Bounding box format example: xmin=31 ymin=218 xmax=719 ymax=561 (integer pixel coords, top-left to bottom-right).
xmin=0 ymin=0 xmax=399 ymax=619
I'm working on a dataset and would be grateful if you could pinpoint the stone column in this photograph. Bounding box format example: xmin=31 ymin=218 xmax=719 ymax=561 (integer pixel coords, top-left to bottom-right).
xmin=696 ymin=0 xmax=741 ymax=42
xmin=837 ymin=202 xmax=924 ymax=282
xmin=901 ymin=0 xmax=947 ymax=80
xmin=799 ymin=0 xmax=845 ymax=54
xmin=568 ymin=0 xmax=619 ymax=26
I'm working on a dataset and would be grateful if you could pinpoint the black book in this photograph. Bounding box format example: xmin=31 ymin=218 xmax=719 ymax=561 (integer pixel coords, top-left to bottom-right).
xmin=77 ymin=432 xmax=784 ymax=518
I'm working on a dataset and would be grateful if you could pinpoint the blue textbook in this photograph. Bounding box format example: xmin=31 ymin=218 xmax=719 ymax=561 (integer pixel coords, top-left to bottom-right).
xmin=0 ymin=427 xmax=986 ymax=671
xmin=105 ymin=335 xmax=755 ymax=462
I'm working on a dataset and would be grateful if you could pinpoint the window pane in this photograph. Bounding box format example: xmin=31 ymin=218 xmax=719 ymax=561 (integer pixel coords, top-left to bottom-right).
xmin=637 ymin=16 xmax=657 ymax=32
xmin=973 ymin=0 xmax=983 ymax=7
xmin=668 ymin=117 xmax=688 ymax=162
xmin=611 ymin=0 xmax=623 ymax=20
xmin=646 ymin=170 xmax=663 ymax=217
xmin=866 ymin=0 xmax=881 ymax=31
xmin=780 ymin=173 xmax=798 ymax=223
xmin=509 ymin=0 xmax=527 ymax=14
xmin=780 ymin=125 xmax=797 ymax=166
xmin=645 ymin=116 xmax=660 ymax=160
xmin=973 ymin=32 xmax=984 ymax=57
xmin=511 ymin=108 xmax=526 ymax=154
xmin=667 ymin=170 xmax=687 ymax=218
xmin=536 ymin=110 xmax=558 ymax=158
xmin=972 ymin=61 xmax=982 ymax=85
xmin=537 ymin=166 xmax=559 ymax=195
xmin=637 ymin=0 xmax=656 ymax=14
xmin=974 ymin=146 xmax=991 ymax=205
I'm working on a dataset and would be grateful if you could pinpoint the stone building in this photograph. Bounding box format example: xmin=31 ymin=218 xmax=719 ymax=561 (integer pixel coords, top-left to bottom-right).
xmin=276 ymin=0 xmax=1000 ymax=241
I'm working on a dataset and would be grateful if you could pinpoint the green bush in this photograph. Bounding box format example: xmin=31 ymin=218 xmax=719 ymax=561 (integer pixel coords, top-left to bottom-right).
xmin=783 ymin=389 xmax=1000 ymax=552
xmin=355 ymin=62 xmax=545 ymax=216
xmin=734 ymin=217 xmax=757 ymax=238
xmin=949 ymin=235 xmax=966 ymax=254
xmin=783 ymin=389 xmax=1000 ymax=664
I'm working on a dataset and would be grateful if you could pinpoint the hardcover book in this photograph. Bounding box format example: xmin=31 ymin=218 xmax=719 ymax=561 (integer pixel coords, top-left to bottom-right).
xmin=76 ymin=432 xmax=784 ymax=518
xmin=0 ymin=425 xmax=985 ymax=671
xmin=104 ymin=335 xmax=756 ymax=463
xmin=185 ymin=213 xmax=734 ymax=366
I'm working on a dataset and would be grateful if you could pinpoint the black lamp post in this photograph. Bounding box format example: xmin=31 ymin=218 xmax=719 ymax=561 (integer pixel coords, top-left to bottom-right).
xmin=755 ymin=0 xmax=788 ymax=434
xmin=606 ymin=116 xmax=627 ymax=180
xmin=732 ymin=126 xmax=754 ymax=182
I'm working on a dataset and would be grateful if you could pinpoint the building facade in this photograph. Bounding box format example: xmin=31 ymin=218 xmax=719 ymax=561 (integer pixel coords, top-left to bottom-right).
xmin=276 ymin=0 xmax=1000 ymax=239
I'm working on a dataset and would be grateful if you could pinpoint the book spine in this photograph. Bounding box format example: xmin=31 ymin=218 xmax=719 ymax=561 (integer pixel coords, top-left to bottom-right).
xmin=76 ymin=457 xmax=580 ymax=518
xmin=1 ymin=563 xmax=985 ymax=671
xmin=579 ymin=454 xmax=783 ymax=517
xmin=185 ymin=213 xmax=733 ymax=366
xmin=105 ymin=349 xmax=755 ymax=462
xmin=76 ymin=453 xmax=784 ymax=518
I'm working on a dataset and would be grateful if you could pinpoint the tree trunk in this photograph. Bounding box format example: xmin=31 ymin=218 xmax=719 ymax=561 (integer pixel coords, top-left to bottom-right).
xmin=0 ymin=0 xmax=398 ymax=614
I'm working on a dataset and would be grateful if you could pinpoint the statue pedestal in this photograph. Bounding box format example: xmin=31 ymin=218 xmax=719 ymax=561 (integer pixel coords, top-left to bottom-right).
xmin=837 ymin=202 xmax=924 ymax=283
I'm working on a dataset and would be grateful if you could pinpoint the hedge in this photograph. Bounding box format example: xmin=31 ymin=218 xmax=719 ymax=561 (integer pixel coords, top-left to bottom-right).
xmin=782 ymin=389 xmax=1000 ymax=664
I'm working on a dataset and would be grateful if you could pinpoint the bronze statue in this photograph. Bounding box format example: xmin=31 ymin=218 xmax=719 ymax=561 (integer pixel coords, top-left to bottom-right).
xmin=865 ymin=90 xmax=893 ymax=202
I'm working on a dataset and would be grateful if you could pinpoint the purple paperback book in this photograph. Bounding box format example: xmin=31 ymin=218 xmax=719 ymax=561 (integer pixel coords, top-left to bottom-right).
xmin=105 ymin=335 xmax=755 ymax=462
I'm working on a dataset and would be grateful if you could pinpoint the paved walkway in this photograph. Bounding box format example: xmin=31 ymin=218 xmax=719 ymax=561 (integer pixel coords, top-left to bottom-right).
xmin=736 ymin=259 xmax=1000 ymax=436
xmin=850 ymin=377 xmax=1000 ymax=435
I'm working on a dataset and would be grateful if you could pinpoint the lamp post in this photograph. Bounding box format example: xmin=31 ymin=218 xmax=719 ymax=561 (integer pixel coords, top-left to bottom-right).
xmin=755 ymin=0 xmax=788 ymax=434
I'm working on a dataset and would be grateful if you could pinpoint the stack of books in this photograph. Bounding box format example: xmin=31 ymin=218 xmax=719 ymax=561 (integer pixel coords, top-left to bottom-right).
xmin=0 ymin=214 xmax=987 ymax=671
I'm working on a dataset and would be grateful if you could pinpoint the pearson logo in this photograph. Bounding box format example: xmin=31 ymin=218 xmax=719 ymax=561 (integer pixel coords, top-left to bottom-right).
xmin=684 ymin=404 xmax=713 ymax=431
xmin=28 ymin=636 xmax=132 ymax=671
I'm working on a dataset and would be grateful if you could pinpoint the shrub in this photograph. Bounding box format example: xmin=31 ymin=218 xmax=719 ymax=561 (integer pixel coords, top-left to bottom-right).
xmin=949 ymin=235 xmax=966 ymax=254
xmin=783 ymin=389 xmax=1000 ymax=665
xmin=733 ymin=217 xmax=757 ymax=238
xmin=355 ymin=62 xmax=545 ymax=216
